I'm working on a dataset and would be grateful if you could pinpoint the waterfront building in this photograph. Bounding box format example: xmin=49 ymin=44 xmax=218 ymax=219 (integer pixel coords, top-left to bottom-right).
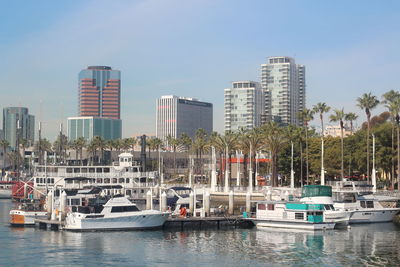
xmin=67 ymin=116 xmax=121 ymax=141
xmin=156 ymin=95 xmax=213 ymax=142
xmin=79 ymin=66 xmax=121 ymax=120
xmin=261 ymin=56 xmax=305 ymax=126
xmin=2 ymin=107 xmax=35 ymax=149
xmin=224 ymin=81 xmax=264 ymax=132
xmin=324 ymin=124 xmax=352 ymax=138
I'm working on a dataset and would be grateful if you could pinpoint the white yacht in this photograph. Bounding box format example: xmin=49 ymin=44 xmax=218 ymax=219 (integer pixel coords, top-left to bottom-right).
xmin=64 ymin=196 xmax=170 ymax=231
xmin=333 ymin=191 xmax=400 ymax=223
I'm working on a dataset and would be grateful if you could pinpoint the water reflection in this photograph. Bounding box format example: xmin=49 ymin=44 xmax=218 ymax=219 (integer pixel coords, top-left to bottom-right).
xmin=1 ymin=198 xmax=400 ymax=267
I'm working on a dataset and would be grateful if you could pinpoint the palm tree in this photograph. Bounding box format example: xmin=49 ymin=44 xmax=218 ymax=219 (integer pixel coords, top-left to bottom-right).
xmin=75 ymin=137 xmax=86 ymax=165
xmin=166 ymin=135 xmax=180 ymax=174
xmin=214 ymin=131 xmax=238 ymax=189
xmin=261 ymin=121 xmax=288 ymax=187
xmin=330 ymin=108 xmax=346 ymax=180
xmin=192 ymin=129 xmax=209 ymax=178
xmin=238 ymin=127 xmax=264 ymax=188
xmin=0 ymin=139 xmax=10 ymax=176
xmin=382 ymin=90 xmax=400 ymax=189
xmin=35 ymin=139 xmax=52 ymax=164
xmin=313 ymin=102 xmax=331 ymax=184
xmin=344 ymin=112 xmax=358 ymax=178
xmin=344 ymin=112 xmax=358 ymax=135
xmin=357 ymin=92 xmax=380 ymax=181
xmin=298 ymin=108 xmax=314 ymax=184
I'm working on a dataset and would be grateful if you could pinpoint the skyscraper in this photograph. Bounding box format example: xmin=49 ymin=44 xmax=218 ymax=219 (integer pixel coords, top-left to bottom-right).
xmin=79 ymin=66 xmax=121 ymax=120
xmin=224 ymin=81 xmax=264 ymax=132
xmin=261 ymin=56 xmax=305 ymax=126
xmin=156 ymin=95 xmax=213 ymax=142
xmin=67 ymin=116 xmax=122 ymax=141
xmin=3 ymin=107 xmax=35 ymax=149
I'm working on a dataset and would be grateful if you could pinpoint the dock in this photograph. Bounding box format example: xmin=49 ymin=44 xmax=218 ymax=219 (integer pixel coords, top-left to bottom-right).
xmin=34 ymin=216 xmax=253 ymax=231
xmin=164 ymin=216 xmax=253 ymax=230
xmin=35 ymin=219 xmax=65 ymax=231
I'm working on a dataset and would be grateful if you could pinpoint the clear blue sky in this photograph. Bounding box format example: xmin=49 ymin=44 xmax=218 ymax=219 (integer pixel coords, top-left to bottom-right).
xmin=1 ymin=0 xmax=400 ymax=140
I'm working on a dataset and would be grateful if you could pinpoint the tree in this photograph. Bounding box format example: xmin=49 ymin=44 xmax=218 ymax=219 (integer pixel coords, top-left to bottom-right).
xmin=313 ymin=102 xmax=331 ymax=184
xmin=382 ymin=90 xmax=400 ymax=189
xmin=35 ymin=139 xmax=52 ymax=164
xmin=75 ymin=137 xmax=86 ymax=165
xmin=238 ymin=127 xmax=264 ymax=188
xmin=261 ymin=122 xmax=288 ymax=187
xmin=166 ymin=135 xmax=180 ymax=174
xmin=298 ymin=108 xmax=314 ymax=184
xmin=192 ymin=129 xmax=209 ymax=178
xmin=0 ymin=139 xmax=10 ymax=175
xmin=330 ymin=108 xmax=346 ymax=180
xmin=212 ymin=131 xmax=238 ymax=188
xmin=357 ymin=92 xmax=380 ymax=181
xmin=344 ymin=112 xmax=358 ymax=135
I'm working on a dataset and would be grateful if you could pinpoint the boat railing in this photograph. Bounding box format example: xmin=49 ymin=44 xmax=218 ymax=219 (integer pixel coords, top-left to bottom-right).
xmin=33 ymin=171 xmax=158 ymax=179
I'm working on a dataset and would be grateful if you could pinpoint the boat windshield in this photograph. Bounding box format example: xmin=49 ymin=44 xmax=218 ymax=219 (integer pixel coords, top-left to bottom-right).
xmin=111 ymin=206 xmax=140 ymax=212
xmin=324 ymin=204 xmax=335 ymax=211
xmin=302 ymin=185 xmax=332 ymax=198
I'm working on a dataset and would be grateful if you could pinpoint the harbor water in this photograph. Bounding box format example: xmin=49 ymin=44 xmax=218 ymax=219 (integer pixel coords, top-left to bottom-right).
xmin=1 ymin=199 xmax=400 ymax=266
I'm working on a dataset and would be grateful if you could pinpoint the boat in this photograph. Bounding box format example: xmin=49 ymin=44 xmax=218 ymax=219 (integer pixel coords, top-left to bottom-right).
xmin=64 ymin=196 xmax=170 ymax=231
xmin=300 ymin=185 xmax=352 ymax=226
xmin=333 ymin=191 xmax=400 ymax=223
xmin=249 ymin=201 xmax=336 ymax=231
xmin=9 ymin=201 xmax=47 ymax=226
xmin=0 ymin=181 xmax=14 ymax=199
xmin=29 ymin=153 xmax=158 ymax=200
xmin=166 ymin=186 xmax=193 ymax=209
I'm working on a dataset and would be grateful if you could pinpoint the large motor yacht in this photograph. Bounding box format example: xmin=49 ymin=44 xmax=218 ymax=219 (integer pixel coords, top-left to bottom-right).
xmin=64 ymin=196 xmax=170 ymax=231
xmin=333 ymin=191 xmax=400 ymax=223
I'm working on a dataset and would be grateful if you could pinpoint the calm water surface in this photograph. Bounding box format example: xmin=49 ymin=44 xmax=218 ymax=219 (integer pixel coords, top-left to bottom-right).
xmin=1 ymin=199 xmax=400 ymax=266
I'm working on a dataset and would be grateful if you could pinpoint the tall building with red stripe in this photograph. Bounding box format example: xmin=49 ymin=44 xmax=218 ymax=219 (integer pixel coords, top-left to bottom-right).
xmin=78 ymin=66 xmax=121 ymax=120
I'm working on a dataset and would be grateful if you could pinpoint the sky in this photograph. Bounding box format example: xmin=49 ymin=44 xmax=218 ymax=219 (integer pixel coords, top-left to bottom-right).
xmin=1 ymin=0 xmax=400 ymax=140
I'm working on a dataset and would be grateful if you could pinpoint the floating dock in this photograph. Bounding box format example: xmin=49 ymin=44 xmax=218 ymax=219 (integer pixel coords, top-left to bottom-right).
xmin=34 ymin=216 xmax=253 ymax=231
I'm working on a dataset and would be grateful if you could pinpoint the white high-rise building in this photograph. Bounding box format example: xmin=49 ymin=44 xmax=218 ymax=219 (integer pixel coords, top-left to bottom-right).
xmin=224 ymin=81 xmax=264 ymax=132
xmin=261 ymin=56 xmax=305 ymax=126
xmin=156 ymin=95 xmax=213 ymax=142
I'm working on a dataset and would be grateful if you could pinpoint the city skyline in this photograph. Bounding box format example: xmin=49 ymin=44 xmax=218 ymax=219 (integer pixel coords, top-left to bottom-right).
xmin=1 ymin=1 xmax=399 ymax=140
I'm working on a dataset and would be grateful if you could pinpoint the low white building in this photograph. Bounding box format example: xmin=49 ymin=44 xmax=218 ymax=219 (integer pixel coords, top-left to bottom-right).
xmin=324 ymin=125 xmax=352 ymax=137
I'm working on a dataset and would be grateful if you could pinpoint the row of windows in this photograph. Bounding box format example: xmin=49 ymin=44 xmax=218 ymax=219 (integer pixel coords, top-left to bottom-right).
xmin=36 ymin=178 xmax=55 ymax=184
xmin=111 ymin=206 xmax=140 ymax=213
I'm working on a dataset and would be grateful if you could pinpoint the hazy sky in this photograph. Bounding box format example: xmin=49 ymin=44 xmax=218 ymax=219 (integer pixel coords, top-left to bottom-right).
xmin=1 ymin=0 xmax=400 ymax=140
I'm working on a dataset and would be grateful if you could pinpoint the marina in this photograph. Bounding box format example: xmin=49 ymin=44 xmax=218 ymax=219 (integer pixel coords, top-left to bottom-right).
xmin=2 ymin=199 xmax=400 ymax=266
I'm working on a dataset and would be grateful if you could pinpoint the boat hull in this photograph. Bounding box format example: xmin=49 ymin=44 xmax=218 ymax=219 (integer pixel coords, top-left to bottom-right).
xmin=9 ymin=210 xmax=48 ymax=226
xmin=64 ymin=212 xmax=169 ymax=231
xmin=0 ymin=189 xmax=12 ymax=199
xmin=250 ymin=219 xmax=336 ymax=231
xmin=349 ymin=209 xmax=400 ymax=223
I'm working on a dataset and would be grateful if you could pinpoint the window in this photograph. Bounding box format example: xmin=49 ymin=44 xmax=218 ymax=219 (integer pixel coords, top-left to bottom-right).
xmin=366 ymin=201 xmax=374 ymax=208
xmin=267 ymin=204 xmax=275 ymax=210
xmin=295 ymin=213 xmax=304 ymax=220
xmin=111 ymin=206 xmax=140 ymax=213
xmin=258 ymin=204 xmax=266 ymax=210
xmin=360 ymin=201 xmax=366 ymax=208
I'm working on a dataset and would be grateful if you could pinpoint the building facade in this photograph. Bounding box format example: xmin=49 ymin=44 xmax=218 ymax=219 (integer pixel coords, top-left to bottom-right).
xmin=67 ymin=116 xmax=122 ymax=141
xmin=79 ymin=66 xmax=121 ymax=120
xmin=224 ymin=81 xmax=264 ymax=132
xmin=3 ymin=107 xmax=35 ymax=149
xmin=261 ymin=56 xmax=305 ymax=126
xmin=156 ymin=95 xmax=213 ymax=142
